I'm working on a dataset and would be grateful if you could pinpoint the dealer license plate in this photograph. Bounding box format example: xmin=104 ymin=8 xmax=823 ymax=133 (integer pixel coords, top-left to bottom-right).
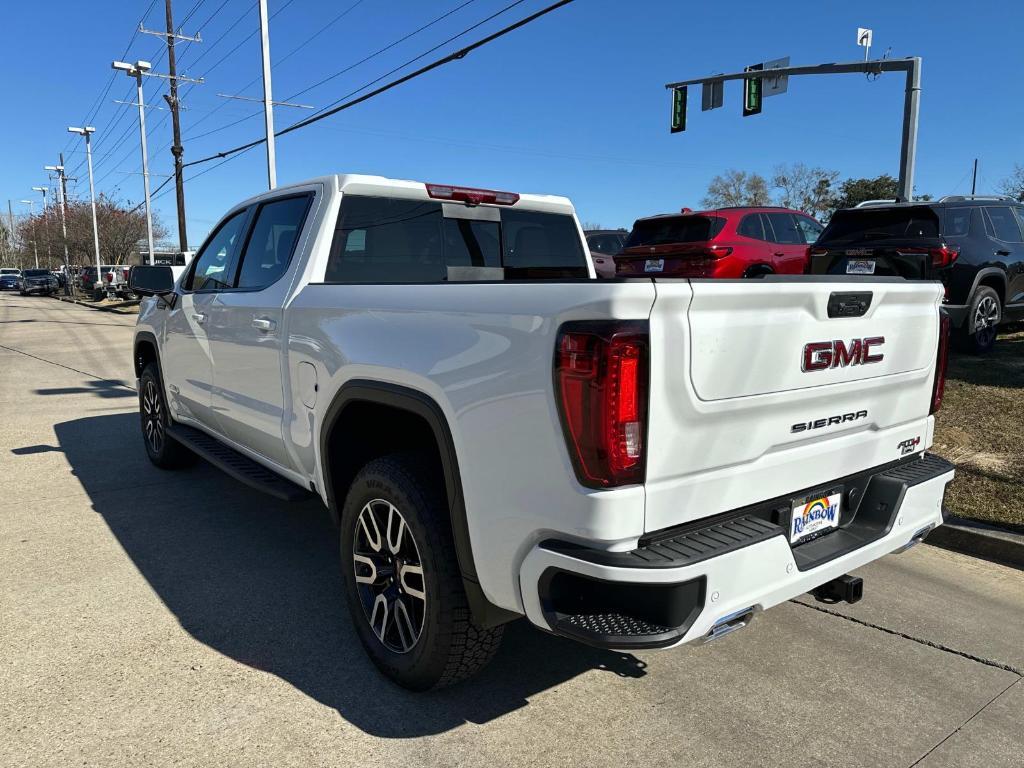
xmin=644 ymin=259 xmax=664 ymax=273
xmin=846 ymin=259 xmax=876 ymax=275
xmin=790 ymin=491 xmax=842 ymax=544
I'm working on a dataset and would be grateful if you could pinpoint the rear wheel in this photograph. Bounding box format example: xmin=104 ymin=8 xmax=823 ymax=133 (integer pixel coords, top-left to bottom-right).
xmin=139 ymin=362 xmax=194 ymax=469
xmin=957 ymin=286 xmax=1001 ymax=354
xmin=340 ymin=454 xmax=503 ymax=690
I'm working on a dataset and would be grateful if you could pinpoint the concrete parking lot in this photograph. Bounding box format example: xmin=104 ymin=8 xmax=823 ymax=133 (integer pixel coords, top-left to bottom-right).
xmin=2 ymin=292 xmax=1022 ymax=768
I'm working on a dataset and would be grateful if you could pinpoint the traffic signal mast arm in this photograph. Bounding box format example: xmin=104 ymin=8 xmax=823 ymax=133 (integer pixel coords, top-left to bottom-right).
xmin=665 ymin=57 xmax=921 ymax=202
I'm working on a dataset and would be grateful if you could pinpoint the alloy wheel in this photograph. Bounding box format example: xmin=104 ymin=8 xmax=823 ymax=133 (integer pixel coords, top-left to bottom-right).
xmin=974 ymin=295 xmax=999 ymax=347
xmin=142 ymin=379 xmax=165 ymax=454
xmin=352 ymin=499 xmax=427 ymax=654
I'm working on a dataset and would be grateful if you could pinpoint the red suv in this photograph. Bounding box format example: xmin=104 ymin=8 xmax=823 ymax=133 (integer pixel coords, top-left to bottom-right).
xmin=616 ymin=206 xmax=824 ymax=278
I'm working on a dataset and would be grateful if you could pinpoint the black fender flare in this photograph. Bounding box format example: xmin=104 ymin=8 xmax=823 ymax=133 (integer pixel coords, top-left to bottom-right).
xmin=966 ymin=267 xmax=1008 ymax=305
xmin=318 ymin=379 xmax=517 ymax=628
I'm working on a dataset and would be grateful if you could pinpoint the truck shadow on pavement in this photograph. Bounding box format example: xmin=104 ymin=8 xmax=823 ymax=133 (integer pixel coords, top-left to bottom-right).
xmin=51 ymin=413 xmax=647 ymax=738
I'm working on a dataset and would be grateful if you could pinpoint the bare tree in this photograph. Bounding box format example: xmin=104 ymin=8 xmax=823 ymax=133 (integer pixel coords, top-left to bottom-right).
xmin=17 ymin=195 xmax=166 ymax=268
xmin=702 ymin=170 xmax=771 ymax=208
xmin=772 ymin=163 xmax=839 ymax=219
xmin=998 ymin=164 xmax=1024 ymax=201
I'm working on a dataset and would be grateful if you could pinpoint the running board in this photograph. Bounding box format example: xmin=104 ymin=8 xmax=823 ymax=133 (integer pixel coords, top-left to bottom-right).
xmin=166 ymin=423 xmax=313 ymax=502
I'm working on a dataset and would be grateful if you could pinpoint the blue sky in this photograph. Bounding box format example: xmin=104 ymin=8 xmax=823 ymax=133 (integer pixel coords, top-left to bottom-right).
xmin=2 ymin=0 xmax=1022 ymax=246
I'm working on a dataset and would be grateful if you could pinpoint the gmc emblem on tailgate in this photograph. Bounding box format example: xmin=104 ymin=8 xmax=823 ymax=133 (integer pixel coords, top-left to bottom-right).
xmin=802 ymin=337 xmax=884 ymax=372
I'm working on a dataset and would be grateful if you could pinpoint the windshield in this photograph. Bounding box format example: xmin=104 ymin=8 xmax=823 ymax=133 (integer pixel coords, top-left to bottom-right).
xmin=820 ymin=207 xmax=940 ymax=243
xmin=24 ymin=269 xmax=49 ymax=277
xmin=1 ymin=269 xmax=19 ymax=275
xmin=624 ymin=216 xmax=725 ymax=247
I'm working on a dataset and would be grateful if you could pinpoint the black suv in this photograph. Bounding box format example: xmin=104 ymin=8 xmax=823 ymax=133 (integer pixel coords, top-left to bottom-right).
xmin=809 ymin=196 xmax=1024 ymax=353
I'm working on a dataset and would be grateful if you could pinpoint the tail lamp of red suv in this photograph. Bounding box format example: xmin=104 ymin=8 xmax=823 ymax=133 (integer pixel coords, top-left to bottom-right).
xmin=554 ymin=322 xmax=649 ymax=487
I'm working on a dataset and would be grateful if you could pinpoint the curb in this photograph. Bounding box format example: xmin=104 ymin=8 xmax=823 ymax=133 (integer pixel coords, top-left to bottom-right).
xmin=52 ymin=294 xmax=140 ymax=315
xmin=927 ymin=514 xmax=1024 ymax=570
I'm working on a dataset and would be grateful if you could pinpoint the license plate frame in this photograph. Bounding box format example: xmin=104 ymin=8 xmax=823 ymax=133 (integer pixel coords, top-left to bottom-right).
xmin=845 ymin=259 xmax=876 ymax=275
xmin=789 ymin=488 xmax=842 ymax=545
xmin=644 ymin=258 xmax=665 ymax=273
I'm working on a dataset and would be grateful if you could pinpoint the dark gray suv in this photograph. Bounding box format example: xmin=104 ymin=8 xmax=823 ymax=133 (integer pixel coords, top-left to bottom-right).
xmin=809 ymin=195 xmax=1024 ymax=353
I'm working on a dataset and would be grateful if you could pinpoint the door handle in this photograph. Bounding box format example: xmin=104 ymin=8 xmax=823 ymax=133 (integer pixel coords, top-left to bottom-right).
xmin=252 ymin=317 xmax=276 ymax=331
xmin=191 ymin=312 xmax=206 ymax=325
xmin=996 ymin=249 xmax=1011 ymax=256
xmin=774 ymin=251 xmax=785 ymax=257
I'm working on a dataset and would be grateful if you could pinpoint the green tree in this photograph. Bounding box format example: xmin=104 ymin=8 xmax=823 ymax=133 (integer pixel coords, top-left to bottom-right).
xmin=702 ymin=169 xmax=771 ymax=208
xmin=831 ymin=174 xmax=900 ymax=211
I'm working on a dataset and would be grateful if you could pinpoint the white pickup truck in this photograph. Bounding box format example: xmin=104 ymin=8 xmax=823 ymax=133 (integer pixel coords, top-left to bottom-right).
xmin=130 ymin=174 xmax=955 ymax=690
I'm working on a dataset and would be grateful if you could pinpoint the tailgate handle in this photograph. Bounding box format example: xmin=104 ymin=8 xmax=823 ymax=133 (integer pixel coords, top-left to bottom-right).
xmin=828 ymin=291 xmax=873 ymax=318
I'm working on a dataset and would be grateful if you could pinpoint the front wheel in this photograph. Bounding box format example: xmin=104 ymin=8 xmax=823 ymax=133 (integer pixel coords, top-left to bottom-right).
xmin=139 ymin=363 xmax=193 ymax=469
xmin=340 ymin=455 xmax=503 ymax=690
xmin=957 ymin=286 xmax=1001 ymax=354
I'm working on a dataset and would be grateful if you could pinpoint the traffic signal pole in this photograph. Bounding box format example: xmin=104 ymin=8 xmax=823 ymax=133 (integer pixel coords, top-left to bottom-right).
xmin=665 ymin=57 xmax=922 ymax=201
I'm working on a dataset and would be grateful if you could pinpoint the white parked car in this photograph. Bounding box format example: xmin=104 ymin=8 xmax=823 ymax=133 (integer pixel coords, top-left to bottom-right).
xmin=130 ymin=174 xmax=955 ymax=690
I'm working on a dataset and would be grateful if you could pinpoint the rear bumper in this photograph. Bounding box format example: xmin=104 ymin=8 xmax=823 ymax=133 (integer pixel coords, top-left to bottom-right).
xmin=941 ymin=304 xmax=969 ymax=326
xmin=519 ymin=453 xmax=954 ymax=650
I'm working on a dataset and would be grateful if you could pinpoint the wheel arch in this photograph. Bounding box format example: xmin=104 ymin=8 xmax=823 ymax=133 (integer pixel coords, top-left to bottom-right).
xmin=134 ymin=331 xmax=161 ymax=378
xmin=319 ymin=380 xmax=517 ymax=628
xmin=973 ymin=269 xmax=1008 ymax=306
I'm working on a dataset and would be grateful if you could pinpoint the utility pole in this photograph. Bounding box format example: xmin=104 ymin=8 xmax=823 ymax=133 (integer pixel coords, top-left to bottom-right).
xmin=258 ymin=0 xmax=277 ymax=189
xmin=6 ymin=200 xmax=14 ymax=267
xmin=140 ymin=3 xmax=201 ymax=252
xmin=113 ymin=59 xmax=203 ymax=265
xmin=45 ymin=163 xmax=72 ymax=282
xmin=971 ymin=158 xmax=978 ymax=195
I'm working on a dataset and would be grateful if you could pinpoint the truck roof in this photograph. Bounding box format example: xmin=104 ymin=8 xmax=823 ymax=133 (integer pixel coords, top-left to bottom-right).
xmin=233 ymin=173 xmax=577 ymax=217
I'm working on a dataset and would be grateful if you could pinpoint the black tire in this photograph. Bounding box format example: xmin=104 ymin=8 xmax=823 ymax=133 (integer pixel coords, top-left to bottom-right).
xmin=92 ymin=287 xmax=105 ymax=302
xmin=340 ymin=454 xmax=503 ymax=690
xmin=956 ymin=285 xmax=1001 ymax=354
xmin=139 ymin=362 xmax=194 ymax=469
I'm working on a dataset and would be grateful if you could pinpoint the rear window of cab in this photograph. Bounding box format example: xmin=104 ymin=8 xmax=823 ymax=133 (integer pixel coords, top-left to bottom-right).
xmin=323 ymin=195 xmax=589 ymax=282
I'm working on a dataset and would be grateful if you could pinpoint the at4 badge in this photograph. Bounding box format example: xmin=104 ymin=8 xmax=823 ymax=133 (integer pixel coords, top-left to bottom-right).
xmin=897 ymin=436 xmax=921 ymax=456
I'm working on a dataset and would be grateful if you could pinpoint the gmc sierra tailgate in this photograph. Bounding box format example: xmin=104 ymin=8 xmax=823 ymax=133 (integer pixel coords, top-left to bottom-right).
xmin=643 ymin=277 xmax=944 ymax=533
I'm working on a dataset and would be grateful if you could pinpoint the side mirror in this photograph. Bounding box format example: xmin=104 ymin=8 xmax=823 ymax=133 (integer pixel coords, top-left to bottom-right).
xmin=130 ymin=265 xmax=175 ymax=296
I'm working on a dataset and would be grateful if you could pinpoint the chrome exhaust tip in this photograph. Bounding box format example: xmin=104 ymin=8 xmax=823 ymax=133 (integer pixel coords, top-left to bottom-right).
xmin=892 ymin=524 xmax=935 ymax=554
xmin=698 ymin=605 xmax=759 ymax=644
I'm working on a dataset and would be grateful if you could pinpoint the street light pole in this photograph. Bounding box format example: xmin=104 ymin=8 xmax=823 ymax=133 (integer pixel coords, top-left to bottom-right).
xmin=31 ymin=186 xmax=50 ymax=267
xmin=69 ymin=126 xmax=102 ymax=294
xmin=257 ymin=0 xmax=277 ymax=189
xmin=113 ymin=60 xmax=156 ymax=265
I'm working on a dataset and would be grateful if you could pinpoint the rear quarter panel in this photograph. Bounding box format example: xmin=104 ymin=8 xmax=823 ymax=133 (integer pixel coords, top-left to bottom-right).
xmin=286 ymin=281 xmax=656 ymax=613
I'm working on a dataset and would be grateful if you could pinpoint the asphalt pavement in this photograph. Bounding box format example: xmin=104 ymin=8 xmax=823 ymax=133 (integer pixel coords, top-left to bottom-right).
xmin=1 ymin=291 xmax=1022 ymax=768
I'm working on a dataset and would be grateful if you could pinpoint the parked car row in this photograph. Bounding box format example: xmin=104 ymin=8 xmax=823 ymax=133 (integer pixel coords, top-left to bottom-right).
xmin=587 ymin=194 xmax=1024 ymax=352
xmin=0 ymin=267 xmax=61 ymax=295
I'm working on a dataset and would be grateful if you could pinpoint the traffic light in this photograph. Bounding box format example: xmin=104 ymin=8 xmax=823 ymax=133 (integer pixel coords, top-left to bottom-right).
xmin=743 ymin=64 xmax=763 ymax=116
xmin=670 ymin=86 xmax=687 ymax=133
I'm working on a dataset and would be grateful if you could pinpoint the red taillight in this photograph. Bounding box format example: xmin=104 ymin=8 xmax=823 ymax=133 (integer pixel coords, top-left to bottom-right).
xmin=931 ymin=245 xmax=959 ymax=268
xmin=704 ymin=245 xmax=733 ymax=258
xmin=555 ymin=324 xmax=648 ymax=487
xmin=425 ymin=183 xmax=519 ymax=206
xmin=930 ymin=312 xmax=951 ymax=414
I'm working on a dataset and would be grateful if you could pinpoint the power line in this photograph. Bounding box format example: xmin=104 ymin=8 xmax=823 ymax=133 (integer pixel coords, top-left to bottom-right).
xmin=181 ymin=0 xmax=493 ymax=145
xmin=181 ymin=0 xmax=372 ymax=137
xmin=185 ymin=0 xmax=570 ymax=169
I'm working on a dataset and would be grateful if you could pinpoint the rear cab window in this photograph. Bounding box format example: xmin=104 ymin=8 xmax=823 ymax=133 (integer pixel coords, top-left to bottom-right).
xmin=324 ymin=195 xmax=588 ymax=283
